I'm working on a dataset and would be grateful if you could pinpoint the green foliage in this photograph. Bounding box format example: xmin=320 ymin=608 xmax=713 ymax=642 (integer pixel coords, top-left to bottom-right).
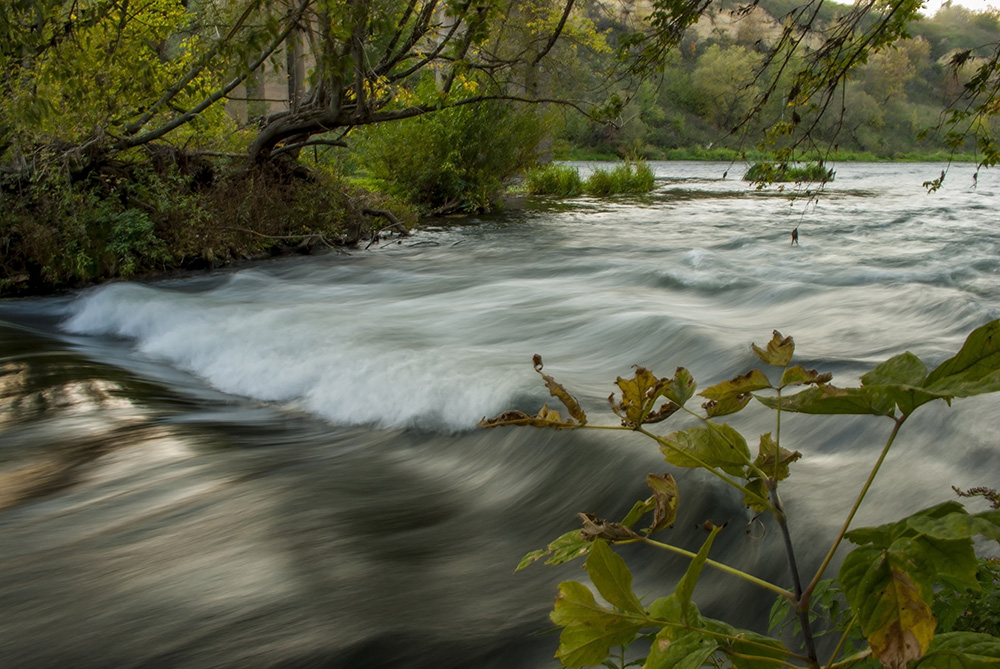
xmin=932 ymin=486 xmax=1000 ymax=638
xmin=584 ymin=162 xmax=656 ymax=196
xmin=525 ymin=164 xmax=585 ymax=197
xmin=354 ymin=101 xmax=549 ymax=214
xmin=743 ymin=162 xmax=835 ymax=184
xmin=523 ymin=162 xmax=656 ymax=198
xmin=482 ymin=322 xmax=1000 ymax=668
xmin=104 ymin=209 xmax=170 ymax=278
xmin=0 ymin=153 xmax=390 ymax=295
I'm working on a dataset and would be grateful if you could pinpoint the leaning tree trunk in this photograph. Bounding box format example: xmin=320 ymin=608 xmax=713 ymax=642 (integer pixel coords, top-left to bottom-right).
xmin=248 ymin=106 xmax=342 ymax=164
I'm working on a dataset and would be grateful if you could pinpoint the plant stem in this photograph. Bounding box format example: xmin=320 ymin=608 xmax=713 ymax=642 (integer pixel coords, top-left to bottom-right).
xmin=637 ymin=537 xmax=794 ymax=599
xmin=769 ymin=483 xmax=820 ymax=669
xmin=804 ymin=415 xmax=907 ymax=600
xmin=774 ymin=386 xmax=785 ymax=481
xmin=823 ymin=611 xmax=861 ymax=669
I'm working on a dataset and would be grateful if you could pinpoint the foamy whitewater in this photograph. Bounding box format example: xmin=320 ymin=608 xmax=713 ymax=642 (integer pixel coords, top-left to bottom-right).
xmin=3 ymin=161 xmax=1000 ymax=667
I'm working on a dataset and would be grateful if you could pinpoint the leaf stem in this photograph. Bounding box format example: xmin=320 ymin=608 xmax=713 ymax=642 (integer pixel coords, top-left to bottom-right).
xmin=823 ymin=611 xmax=861 ymax=669
xmin=637 ymin=536 xmax=794 ymax=600
xmin=804 ymin=415 xmax=907 ymax=600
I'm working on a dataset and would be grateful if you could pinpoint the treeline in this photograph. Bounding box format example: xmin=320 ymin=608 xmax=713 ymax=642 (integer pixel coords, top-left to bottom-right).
xmin=549 ymin=1 xmax=1000 ymax=159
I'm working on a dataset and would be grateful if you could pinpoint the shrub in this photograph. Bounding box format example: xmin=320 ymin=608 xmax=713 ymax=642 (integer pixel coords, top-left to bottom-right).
xmin=354 ymin=100 xmax=550 ymax=214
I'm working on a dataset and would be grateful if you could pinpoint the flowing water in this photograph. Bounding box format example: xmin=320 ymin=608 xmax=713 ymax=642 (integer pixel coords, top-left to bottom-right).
xmin=2 ymin=161 xmax=999 ymax=668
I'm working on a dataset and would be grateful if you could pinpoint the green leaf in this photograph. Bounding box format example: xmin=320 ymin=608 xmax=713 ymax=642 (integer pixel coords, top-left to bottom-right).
xmin=700 ymin=369 xmax=772 ymax=401
xmin=621 ymin=497 xmax=656 ymax=529
xmin=586 ymin=540 xmax=644 ymax=614
xmin=862 ymin=352 xmax=929 ymax=387
xmin=916 ymin=632 xmax=1000 ymax=668
xmin=663 ymin=367 xmax=697 ymax=407
xmin=644 ymin=627 xmax=718 ymax=669
xmin=911 ymin=536 xmax=980 ymax=592
xmin=516 ymin=529 xmax=591 ymax=572
xmin=657 ymin=422 xmax=752 ymax=476
xmin=846 ymin=502 xmax=967 ymax=547
xmin=742 ymin=478 xmax=769 ymax=513
xmin=550 ymin=580 xmax=643 ymax=667
xmin=676 ymin=524 xmax=722 ymax=622
xmin=907 ymin=509 xmax=1000 ymax=543
xmin=859 ymin=352 xmax=937 ymax=416
xmin=924 ymin=320 xmax=1000 ymax=398
xmin=755 ymin=384 xmax=897 ymax=416
xmin=752 ymin=331 xmax=794 ymax=367
xmin=702 ymin=393 xmax=753 ymax=418
xmin=645 ymin=597 xmax=792 ymax=669
xmin=780 ymin=365 xmax=832 ymax=387
xmin=726 ymin=630 xmax=792 ymax=669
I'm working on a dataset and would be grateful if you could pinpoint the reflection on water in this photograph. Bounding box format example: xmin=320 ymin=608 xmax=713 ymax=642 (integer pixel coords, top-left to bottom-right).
xmin=1 ymin=162 xmax=1000 ymax=667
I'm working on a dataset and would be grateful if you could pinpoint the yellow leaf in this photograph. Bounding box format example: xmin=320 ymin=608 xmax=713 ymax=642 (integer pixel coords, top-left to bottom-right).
xmin=868 ymin=567 xmax=936 ymax=669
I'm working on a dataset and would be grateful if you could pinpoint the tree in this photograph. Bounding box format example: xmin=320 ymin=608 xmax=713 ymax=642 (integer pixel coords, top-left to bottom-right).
xmin=0 ymin=0 xmax=600 ymax=171
xmin=245 ymin=0 xmax=604 ymax=163
xmin=690 ymin=44 xmax=762 ymax=130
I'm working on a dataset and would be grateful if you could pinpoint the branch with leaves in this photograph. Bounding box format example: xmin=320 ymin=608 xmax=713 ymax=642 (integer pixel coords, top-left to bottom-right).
xmin=481 ymin=321 xmax=1000 ymax=668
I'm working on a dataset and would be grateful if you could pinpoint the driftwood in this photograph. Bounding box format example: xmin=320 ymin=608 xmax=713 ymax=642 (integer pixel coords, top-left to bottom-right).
xmin=363 ymin=207 xmax=410 ymax=249
xmin=362 ymin=207 xmax=409 ymax=236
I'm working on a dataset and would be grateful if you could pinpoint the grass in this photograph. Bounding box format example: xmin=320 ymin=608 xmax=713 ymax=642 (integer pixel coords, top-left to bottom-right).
xmin=525 ymin=163 xmax=584 ymax=196
xmin=585 ymin=161 xmax=656 ymax=195
xmin=524 ymin=161 xmax=656 ymax=197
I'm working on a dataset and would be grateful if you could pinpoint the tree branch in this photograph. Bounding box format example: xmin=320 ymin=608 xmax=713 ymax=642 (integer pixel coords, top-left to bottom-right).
xmin=115 ymin=0 xmax=309 ymax=151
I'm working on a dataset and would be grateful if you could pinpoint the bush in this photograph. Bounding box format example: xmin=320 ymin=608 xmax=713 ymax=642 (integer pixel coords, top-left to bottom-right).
xmin=354 ymin=100 xmax=550 ymax=214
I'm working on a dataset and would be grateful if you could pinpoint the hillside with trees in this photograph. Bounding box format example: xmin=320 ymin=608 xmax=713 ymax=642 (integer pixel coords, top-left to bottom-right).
xmin=551 ymin=0 xmax=1000 ymax=159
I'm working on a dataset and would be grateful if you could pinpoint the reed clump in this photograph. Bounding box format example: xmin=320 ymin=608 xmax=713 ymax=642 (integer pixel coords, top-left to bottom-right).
xmin=526 ymin=161 xmax=655 ymax=197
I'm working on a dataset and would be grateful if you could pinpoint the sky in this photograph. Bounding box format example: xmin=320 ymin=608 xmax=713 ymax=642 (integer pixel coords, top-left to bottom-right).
xmin=921 ymin=0 xmax=998 ymax=15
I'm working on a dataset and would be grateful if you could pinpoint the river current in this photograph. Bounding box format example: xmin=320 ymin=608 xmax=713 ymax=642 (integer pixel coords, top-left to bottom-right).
xmin=1 ymin=161 xmax=999 ymax=667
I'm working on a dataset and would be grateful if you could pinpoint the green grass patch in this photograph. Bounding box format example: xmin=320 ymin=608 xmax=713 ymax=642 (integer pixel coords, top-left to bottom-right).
xmin=525 ymin=163 xmax=585 ymax=196
xmin=585 ymin=161 xmax=656 ymax=195
xmin=524 ymin=161 xmax=656 ymax=197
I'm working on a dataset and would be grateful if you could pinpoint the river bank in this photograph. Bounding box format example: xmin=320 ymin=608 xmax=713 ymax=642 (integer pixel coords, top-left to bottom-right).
xmin=0 ymin=156 xmax=415 ymax=299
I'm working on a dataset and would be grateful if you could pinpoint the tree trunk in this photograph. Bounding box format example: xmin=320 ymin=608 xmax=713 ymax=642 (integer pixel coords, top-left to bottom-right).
xmin=248 ymin=107 xmax=342 ymax=164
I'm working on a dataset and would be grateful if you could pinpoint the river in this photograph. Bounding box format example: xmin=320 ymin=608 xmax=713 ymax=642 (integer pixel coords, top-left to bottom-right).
xmin=1 ymin=161 xmax=999 ymax=668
